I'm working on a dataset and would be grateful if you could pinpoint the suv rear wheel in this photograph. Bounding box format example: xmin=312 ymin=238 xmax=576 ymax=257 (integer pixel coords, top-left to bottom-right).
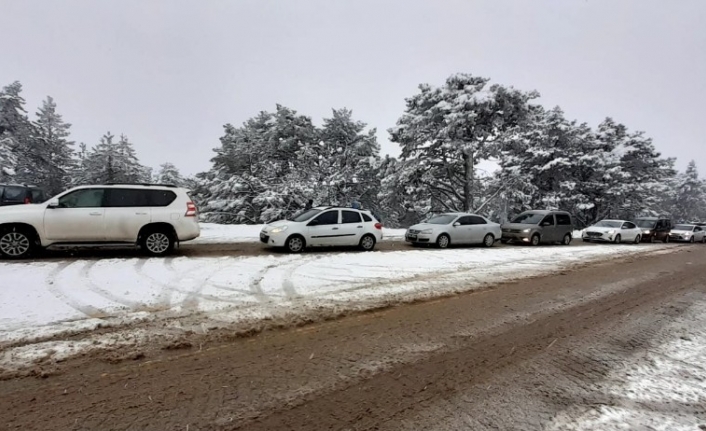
xmin=0 ymin=227 xmax=34 ymax=259
xmin=141 ymin=230 xmax=175 ymax=256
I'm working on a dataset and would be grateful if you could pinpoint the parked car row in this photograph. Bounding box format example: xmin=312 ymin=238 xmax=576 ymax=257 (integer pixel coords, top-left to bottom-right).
xmin=582 ymin=216 xmax=706 ymax=244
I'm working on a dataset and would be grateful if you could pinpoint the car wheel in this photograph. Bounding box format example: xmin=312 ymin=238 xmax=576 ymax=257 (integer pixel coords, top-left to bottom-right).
xmin=142 ymin=230 xmax=175 ymax=256
xmin=664 ymin=235 xmax=669 ymax=243
xmin=530 ymin=234 xmax=540 ymax=246
xmin=436 ymin=234 xmax=450 ymax=249
xmin=359 ymin=234 xmax=376 ymax=251
xmin=614 ymin=234 xmax=621 ymax=244
xmin=650 ymin=235 xmax=655 ymax=243
xmin=702 ymin=236 xmax=706 ymax=244
xmin=0 ymin=228 xmax=35 ymax=259
xmin=562 ymin=234 xmax=572 ymax=245
xmin=689 ymin=236 xmax=695 ymax=244
xmin=285 ymin=235 xmax=305 ymax=253
xmin=633 ymin=235 xmax=641 ymax=244
xmin=482 ymin=233 xmax=495 ymax=248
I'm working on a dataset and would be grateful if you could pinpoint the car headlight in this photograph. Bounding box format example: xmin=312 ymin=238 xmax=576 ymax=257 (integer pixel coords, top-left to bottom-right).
xmin=609 ymin=230 xmax=616 ymax=234
xmin=421 ymin=229 xmax=433 ymax=234
xmin=522 ymin=229 xmax=531 ymax=233
xmin=644 ymin=230 xmax=650 ymax=234
xmin=270 ymin=226 xmax=288 ymax=234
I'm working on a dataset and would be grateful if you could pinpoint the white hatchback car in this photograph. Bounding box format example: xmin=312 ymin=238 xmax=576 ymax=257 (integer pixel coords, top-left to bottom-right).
xmin=669 ymin=224 xmax=706 ymax=243
xmin=0 ymin=184 xmax=200 ymax=258
xmin=260 ymin=206 xmax=383 ymax=253
xmin=405 ymin=213 xmax=501 ymax=248
xmin=582 ymin=219 xmax=642 ymax=244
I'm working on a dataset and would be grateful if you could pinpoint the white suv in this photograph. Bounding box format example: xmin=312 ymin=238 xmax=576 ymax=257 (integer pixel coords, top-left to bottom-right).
xmin=0 ymin=184 xmax=200 ymax=258
xmin=260 ymin=206 xmax=383 ymax=253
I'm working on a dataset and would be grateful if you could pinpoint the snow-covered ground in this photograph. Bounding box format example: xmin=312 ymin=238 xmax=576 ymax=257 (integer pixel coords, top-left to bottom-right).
xmin=193 ymin=223 xmax=407 ymax=244
xmin=548 ymin=294 xmax=706 ymax=430
xmin=0 ymin=243 xmax=675 ymax=370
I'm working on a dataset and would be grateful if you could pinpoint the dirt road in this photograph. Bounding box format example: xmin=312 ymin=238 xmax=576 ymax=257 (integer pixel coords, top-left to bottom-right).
xmin=1 ymin=246 xmax=703 ymax=430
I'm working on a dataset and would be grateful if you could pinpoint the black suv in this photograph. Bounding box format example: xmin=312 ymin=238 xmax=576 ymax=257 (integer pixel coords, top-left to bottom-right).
xmin=0 ymin=184 xmax=48 ymax=206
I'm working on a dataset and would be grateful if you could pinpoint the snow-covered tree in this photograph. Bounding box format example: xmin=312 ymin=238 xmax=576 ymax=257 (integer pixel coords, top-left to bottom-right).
xmin=389 ymin=73 xmax=539 ymax=212
xmin=32 ymin=96 xmax=74 ymax=194
xmin=0 ymin=81 xmax=33 ymax=183
xmin=672 ymin=161 xmax=705 ymax=222
xmin=155 ymin=162 xmax=185 ymax=186
xmin=77 ymin=132 xmax=149 ymax=185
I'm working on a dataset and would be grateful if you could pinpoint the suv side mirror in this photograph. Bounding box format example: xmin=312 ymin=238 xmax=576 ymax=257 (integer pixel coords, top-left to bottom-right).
xmin=47 ymin=199 xmax=59 ymax=208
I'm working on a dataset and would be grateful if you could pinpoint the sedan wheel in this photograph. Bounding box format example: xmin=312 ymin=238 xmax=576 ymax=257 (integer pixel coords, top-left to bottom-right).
xmin=690 ymin=236 xmax=695 ymax=244
xmin=436 ymin=234 xmax=450 ymax=249
xmin=483 ymin=234 xmax=494 ymax=248
xmin=0 ymin=231 xmax=33 ymax=258
xmin=614 ymin=234 xmax=621 ymax=244
xmin=633 ymin=235 xmax=641 ymax=244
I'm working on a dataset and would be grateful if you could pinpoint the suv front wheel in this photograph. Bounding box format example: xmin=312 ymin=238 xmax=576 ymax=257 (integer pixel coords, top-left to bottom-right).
xmin=141 ymin=230 xmax=175 ymax=257
xmin=0 ymin=228 xmax=35 ymax=259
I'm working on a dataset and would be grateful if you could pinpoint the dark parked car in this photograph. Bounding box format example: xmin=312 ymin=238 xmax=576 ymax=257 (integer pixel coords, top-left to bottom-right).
xmin=501 ymin=210 xmax=574 ymax=246
xmin=634 ymin=217 xmax=672 ymax=243
xmin=0 ymin=184 xmax=48 ymax=206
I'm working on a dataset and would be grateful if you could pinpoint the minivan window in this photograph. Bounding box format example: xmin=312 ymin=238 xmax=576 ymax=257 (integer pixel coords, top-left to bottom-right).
xmin=511 ymin=212 xmax=544 ymax=224
xmin=3 ymin=186 xmax=25 ymax=201
xmin=636 ymin=219 xmax=656 ymax=228
xmin=556 ymin=214 xmax=572 ymax=226
xmin=540 ymin=215 xmax=555 ymax=226
xmin=30 ymin=189 xmax=46 ymax=203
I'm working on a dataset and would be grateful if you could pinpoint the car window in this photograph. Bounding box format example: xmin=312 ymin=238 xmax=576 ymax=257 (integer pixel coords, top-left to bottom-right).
xmin=468 ymin=216 xmax=487 ymax=225
xmin=58 ymin=188 xmax=105 ymax=208
xmin=312 ymin=210 xmax=338 ymax=225
xmin=30 ymin=189 xmax=46 ymax=203
xmin=696 ymin=227 xmax=703 ymax=232
xmin=147 ymin=190 xmax=177 ymax=206
xmin=456 ymin=216 xmax=472 ymax=225
xmin=3 ymin=186 xmax=25 ymax=201
xmin=342 ymin=210 xmax=362 ymax=224
xmin=624 ymin=222 xmax=636 ymax=229
xmin=556 ymin=214 xmax=571 ymax=225
xmin=105 ymin=189 xmax=150 ymax=207
xmin=540 ymin=215 xmax=555 ymax=226
xmin=361 ymin=213 xmax=372 ymax=222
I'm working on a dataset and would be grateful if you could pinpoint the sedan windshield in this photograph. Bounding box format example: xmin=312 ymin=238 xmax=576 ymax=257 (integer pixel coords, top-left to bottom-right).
xmin=427 ymin=215 xmax=457 ymax=225
xmin=511 ymin=212 xmax=544 ymax=224
xmin=593 ymin=221 xmax=623 ymax=228
xmin=673 ymin=224 xmax=694 ymax=231
xmin=635 ymin=219 xmax=656 ymax=228
xmin=289 ymin=209 xmax=321 ymax=222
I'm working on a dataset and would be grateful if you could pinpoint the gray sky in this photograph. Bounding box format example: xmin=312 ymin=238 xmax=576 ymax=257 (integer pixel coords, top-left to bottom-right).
xmin=1 ymin=0 xmax=704 ymax=176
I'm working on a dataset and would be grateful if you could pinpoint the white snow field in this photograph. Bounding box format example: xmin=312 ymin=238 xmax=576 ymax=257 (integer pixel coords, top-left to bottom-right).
xmin=0 ymin=241 xmax=675 ymax=370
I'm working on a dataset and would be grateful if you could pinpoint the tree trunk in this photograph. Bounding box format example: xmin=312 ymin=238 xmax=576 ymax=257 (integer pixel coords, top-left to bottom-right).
xmin=462 ymin=151 xmax=474 ymax=212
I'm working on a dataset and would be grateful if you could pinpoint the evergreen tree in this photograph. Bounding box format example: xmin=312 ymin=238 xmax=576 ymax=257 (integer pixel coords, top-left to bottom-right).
xmin=672 ymin=161 xmax=705 ymax=222
xmin=0 ymin=81 xmax=33 ymax=183
xmin=33 ymin=96 xmax=74 ymax=194
xmin=155 ymin=162 xmax=184 ymax=186
xmin=79 ymin=132 xmax=149 ymax=184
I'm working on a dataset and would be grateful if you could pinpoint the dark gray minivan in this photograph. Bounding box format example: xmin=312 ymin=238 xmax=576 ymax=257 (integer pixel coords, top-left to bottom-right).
xmin=501 ymin=210 xmax=574 ymax=246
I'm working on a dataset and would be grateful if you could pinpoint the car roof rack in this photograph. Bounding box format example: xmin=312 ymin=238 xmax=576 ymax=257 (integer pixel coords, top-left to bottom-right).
xmin=104 ymin=183 xmax=177 ymax=188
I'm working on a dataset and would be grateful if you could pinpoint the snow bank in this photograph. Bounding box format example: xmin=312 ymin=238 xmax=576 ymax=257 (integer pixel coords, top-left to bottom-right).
xmin=193 ymin=223 xmax=407 ymax=244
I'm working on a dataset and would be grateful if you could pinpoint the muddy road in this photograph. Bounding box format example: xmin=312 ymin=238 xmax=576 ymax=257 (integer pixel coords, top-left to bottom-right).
xmin=1 ymin=246 xmax=703 ymax=430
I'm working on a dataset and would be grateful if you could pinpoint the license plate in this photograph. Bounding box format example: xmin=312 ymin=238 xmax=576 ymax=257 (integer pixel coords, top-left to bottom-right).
xmin=407 ymin=234 xmax=417 ymax=240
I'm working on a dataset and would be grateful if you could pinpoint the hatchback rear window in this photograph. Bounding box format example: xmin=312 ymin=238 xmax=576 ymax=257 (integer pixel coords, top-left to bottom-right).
xmin=361 ymin=213 xmax=373 ymax=222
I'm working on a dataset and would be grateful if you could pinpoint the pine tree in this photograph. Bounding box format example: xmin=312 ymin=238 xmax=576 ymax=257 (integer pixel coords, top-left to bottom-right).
xmin=672 ymin=161 xmax=705 ymax=222
xmin=33 ymin=96 xmax=74 ymax=194
xmin=0 ymin=81 xmax=33 ymax=183
xmin=155 ymin=162 xmax=184 ymax=186
xmin=389 ymin=73 xmax=538 ymax=212
xmin=79 ymin=132 xmax=149 ymax=185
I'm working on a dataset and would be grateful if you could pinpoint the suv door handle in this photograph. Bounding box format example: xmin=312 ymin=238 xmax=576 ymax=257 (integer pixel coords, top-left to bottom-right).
xmin=135 ymin=212 xmax=148 ymax=215
xmin=89 ymin=212 xmax=102 ymax=216
xmin=332 ymin=227 xmax=339 ymax=230
xmin=357 ymin=226 xmax=363 ymax=228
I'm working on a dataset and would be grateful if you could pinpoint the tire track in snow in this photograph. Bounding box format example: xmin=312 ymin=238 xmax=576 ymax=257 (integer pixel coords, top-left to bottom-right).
xmin=81 ymin=260 xmax=144 ymax=309
xmin=45 ymin=261 xmax=108 ymax=318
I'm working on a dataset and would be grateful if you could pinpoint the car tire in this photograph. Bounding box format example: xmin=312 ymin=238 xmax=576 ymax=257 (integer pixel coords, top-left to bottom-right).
xmin=482 ymin=233 xmax=494 ymax=248
xmin=359 ymin=234 xmax=376 ymax=251
xmin=614 ymin=234 xmax=621 ymax=244
xmin=141 ymin=229 xmax=175 ymax=257
xmin=633 ymin=235 xmax=641 ymax=244
xmin=650 ymin=235 xmax=655 ymax=243
xmin=664 ymin=235 xmax=670 ymax=243
xmin=689 ymin=236 xmax=695 ymax=244
xmin=436 ymin=234 xmax=450 ymax=249
xmin=562 ymin=234 xmax=572 ymax=245
xmin=285 ymin=235 xmax=306 ymax=253
xmin=530 ymin=234 xmax=540 ymax=246
xmin=0 ymin=227 xmax=35 ymax=259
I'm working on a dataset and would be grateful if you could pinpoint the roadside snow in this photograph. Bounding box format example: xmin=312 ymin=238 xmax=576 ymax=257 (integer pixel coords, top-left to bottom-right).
xmin=547 ymin=295 xmax=706 ymax=431
xmin=193 ymin=223 xmax=407 ymax=244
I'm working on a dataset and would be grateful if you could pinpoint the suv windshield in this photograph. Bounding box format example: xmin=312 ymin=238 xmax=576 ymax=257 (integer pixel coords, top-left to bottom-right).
xmin=289 ymin=209 xmax=321 ymax=222
xmin=635 ymin=219 xmax=656 ymax=228
xmin=427 ymin=215 xmax=457 ymax=225
xmin=511 ymin=212 xmax=544 ymax=224
xmin=594 ymin=221 xmax=623 ymax=228
xmin=673 ymin=224 xmax=693 ymax=231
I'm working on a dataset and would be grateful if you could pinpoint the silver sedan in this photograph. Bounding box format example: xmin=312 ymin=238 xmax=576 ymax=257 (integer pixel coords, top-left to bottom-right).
xmin=405 ymin=213 xmax=502 ymax=248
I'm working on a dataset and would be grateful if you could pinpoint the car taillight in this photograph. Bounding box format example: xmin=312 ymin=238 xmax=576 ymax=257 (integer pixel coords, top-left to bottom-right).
xmin=374 ymin=222 xmax=382 ymax=230
xmin=185 ymin=201 xmax=197 ymax=217
xmin=24 ymin=197 xmax=31 ymax=204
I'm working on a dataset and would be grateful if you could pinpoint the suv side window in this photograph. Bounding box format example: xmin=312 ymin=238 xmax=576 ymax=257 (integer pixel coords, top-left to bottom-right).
xmin=312 ymin=210 xmax=338 ymax=225
xmin=148 ymin=190 xmax=177 ymax=207
xmin=540 ymin=215 xmax=555 ymax=226
xmin=58 ymin=188 xmax=105 ymax=208
xmin=468 ymin=216 xmax=487 ymax=225
xmin=556 ymin=213 xmax=572 ymax=225
xmin=342 ymin=210 xmax=362 ymax=224
xmin=105 ymin=189 xmax=150 ymax=207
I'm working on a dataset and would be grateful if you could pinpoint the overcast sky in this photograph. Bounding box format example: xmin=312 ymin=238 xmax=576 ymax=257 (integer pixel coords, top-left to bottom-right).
xmin=1 ymin=0 xmax=704 ymax=176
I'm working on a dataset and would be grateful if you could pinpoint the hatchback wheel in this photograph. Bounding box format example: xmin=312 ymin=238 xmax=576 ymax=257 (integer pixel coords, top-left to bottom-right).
xmin=633 ymin=235 xmax=641 ymax=244
xmin=0 ymin=229 xmax=34 ymax=259
xmin=562 ymin=234 xmax=572 ymax=245
xmin=142 ymin=230 xmax=174 ymax=256
xmin=436 ymin=234 xmax=450 ymax=249
xmin=359 ymin=234 xmax=376 ymax=251
xmin=482 ymin=233 xmax=494 ymax=248
xmin=530 ymin=234 xmax=540 ymax=246
xmin=286 ymin=235 xmax=305 ymax=253
xmin=650 ymin=235 xmax=655 ymax=243
xmin=689 ymin=236 xmax=695 ymax=244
